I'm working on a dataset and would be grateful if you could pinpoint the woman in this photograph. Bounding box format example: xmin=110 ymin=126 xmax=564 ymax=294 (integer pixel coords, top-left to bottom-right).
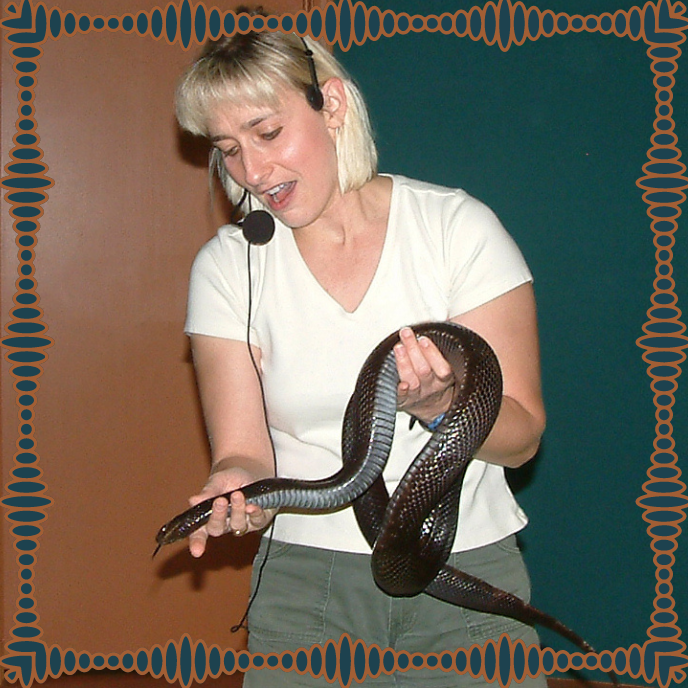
xmin=175 ymin=26 xmax=546 ymax=688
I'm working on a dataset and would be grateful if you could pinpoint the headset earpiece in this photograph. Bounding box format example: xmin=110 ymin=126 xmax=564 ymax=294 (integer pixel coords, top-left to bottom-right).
xmin=306 ymin=81 xmax=324 ymax=112
xmin=300 ymin=38 xmax=324 ymax=112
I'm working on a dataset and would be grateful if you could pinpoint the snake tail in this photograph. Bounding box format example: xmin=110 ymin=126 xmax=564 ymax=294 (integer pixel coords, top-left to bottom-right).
xmin=153 ymin=321 xmax=615 ymax=685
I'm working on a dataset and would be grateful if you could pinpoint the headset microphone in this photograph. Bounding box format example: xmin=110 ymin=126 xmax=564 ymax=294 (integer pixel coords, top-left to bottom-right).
xmin=241 ymin=209 xmax=275 ymax=245
xmin=231 ymin=208 xmax=276 ymax=633
xmin=232 ymin=34 xmax=318 ymax=633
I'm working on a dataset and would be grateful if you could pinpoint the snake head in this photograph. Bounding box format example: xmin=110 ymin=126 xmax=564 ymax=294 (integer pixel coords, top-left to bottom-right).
xmin=152 ymin=497 xmax=216 ymax=558
xmin=152 ymin=519 xmax=179 ymax=558
xmin=152 ymin=519 xmax=176 ymax=558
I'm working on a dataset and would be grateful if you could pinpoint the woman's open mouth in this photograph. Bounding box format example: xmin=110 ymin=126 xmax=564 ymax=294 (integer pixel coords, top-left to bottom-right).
xmin=264 ymin=181 xmax=296 ymax=211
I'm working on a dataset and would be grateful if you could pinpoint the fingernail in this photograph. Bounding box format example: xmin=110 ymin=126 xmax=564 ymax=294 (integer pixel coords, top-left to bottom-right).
xmin=419 ymin=336 xmax=429 ymax=347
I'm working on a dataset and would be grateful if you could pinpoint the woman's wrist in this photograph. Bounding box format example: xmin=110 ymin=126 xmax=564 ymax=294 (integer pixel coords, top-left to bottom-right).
xmin=209 ymin=455 xmax=273 ymax=481
xmin=209 ymin=457 xmax=242 ymax=477
xmin=422 ymin=413 xmax=446 ymax=431
xmin=409 ymin=411 xmax=446 ymax=432
xmin=411 ymin=384 xmax=454 ymax=427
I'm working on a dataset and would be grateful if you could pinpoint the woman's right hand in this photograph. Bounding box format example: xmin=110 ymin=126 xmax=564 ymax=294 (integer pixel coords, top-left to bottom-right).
xmin=187 ymin=463 xmax=276 ymax=558
xmin=187 ymin=335 xmax=277 ymax=558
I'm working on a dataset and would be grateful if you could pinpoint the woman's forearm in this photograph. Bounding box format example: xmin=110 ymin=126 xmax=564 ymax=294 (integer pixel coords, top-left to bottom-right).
xmin=473 ymin=395 xmax=545 ymax=468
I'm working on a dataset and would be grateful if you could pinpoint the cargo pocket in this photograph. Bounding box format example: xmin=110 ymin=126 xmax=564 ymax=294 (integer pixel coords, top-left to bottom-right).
xmin=248 ymin=540 xmax=334 ymax=645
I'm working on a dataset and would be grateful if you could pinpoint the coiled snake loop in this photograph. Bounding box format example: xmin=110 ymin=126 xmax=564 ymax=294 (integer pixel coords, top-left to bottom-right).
xmin=155 ymin=322 xmax=608 ymax=662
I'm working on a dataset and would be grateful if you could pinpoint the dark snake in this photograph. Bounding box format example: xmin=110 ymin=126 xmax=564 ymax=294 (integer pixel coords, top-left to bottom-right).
xmin=155 ymin=321 xmax=608 ymax=663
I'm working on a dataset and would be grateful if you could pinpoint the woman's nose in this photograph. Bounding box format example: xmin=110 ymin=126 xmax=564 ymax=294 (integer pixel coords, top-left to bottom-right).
xmin=242 ymin=148 xmax=270 ymax=187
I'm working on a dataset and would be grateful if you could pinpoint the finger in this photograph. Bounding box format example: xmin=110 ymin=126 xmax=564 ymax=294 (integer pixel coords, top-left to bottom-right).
xmin=394 ymin=341 xmax=421 ymax=392
xmin=417 ymin=336 xmax=454 ymax=382
xmin=228 ymin=491 xmax=249 ymax=534
xmin=396 ymin=378 xmax=411 ymax=398
xmin=189 ymin=528 xmax=208 ymax=558
xmin=206 ymin=496 xmax=230 ymax=537
xmin=398 ymin=328 xmax=433 ymax=381
xmin=245 ymin=502 xmax=264 ymax=519
xmin=247 ymin=506 xmax=270 ymax=531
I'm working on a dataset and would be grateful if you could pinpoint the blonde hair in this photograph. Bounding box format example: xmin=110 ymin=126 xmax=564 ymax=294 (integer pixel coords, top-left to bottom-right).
xmin=176 ymin=30 xmax=378 ymax=205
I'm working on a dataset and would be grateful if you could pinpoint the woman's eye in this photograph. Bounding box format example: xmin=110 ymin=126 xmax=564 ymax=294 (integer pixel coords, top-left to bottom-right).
xmin=221 ymin=146 xmax=239 ymax=158
xmin=262 ymin=127 xmax=282 ymax=141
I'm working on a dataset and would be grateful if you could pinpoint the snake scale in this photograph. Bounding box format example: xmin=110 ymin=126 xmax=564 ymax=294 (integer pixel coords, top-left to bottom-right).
xmin=155 ymin=321 xmax=603 ymax=659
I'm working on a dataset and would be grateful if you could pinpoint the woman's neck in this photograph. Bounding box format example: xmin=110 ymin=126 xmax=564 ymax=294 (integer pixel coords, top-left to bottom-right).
xmin=293 ymin=175 xmax=392 ymax=248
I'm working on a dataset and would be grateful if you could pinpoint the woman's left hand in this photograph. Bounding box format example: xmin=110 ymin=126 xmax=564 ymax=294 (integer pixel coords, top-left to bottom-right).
xmin=394 ymin=326 xmax=455 ymax=424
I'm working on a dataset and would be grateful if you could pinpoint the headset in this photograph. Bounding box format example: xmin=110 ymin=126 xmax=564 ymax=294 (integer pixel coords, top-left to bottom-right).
xmin=230 ymin=195 xmax=275 ymax=633
xmin=300 ymin=36 xmax=324 ymax=112
xmin=236 ymin=36 xmax=322 ymax=244
xmin=229 ymin=36 xmax=323 ymax=632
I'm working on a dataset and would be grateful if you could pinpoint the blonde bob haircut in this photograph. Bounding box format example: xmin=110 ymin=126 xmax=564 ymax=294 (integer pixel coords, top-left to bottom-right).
xmin=175 ymin=29 xmax=378 ymax=206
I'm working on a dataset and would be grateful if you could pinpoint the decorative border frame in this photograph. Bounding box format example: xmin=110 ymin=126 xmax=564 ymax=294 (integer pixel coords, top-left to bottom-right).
xmin=1 ymin=0 xmax=687 ymax=685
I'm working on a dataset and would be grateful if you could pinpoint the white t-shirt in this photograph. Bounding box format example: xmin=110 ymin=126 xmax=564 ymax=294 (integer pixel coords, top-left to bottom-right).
xmin=185 ymin=175 xmax=532 ymax=553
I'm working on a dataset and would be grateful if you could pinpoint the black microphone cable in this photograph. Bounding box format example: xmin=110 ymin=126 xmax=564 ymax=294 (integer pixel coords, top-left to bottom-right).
xmin=230 ymin=196 xmax=277 ymax=633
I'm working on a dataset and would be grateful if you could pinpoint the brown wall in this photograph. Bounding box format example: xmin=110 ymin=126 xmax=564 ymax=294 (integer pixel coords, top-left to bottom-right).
xmin=2 ymin=0 xmax=322 ymax=672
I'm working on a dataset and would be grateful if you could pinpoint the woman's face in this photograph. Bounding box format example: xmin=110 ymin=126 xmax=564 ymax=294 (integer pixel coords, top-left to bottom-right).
xmin=208 ymin=82 xmax=345 ymax=230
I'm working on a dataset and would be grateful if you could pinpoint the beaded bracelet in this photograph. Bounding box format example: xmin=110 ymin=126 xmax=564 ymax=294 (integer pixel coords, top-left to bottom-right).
xmin=422 ymin=412 xmax=446 ymax=431
xmin=409 ymin=412 xmax=446 ymax=432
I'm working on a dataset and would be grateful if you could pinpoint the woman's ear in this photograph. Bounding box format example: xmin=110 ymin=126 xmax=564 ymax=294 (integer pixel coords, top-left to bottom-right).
xmin=320 ymin=78 xmax=348 ymax=130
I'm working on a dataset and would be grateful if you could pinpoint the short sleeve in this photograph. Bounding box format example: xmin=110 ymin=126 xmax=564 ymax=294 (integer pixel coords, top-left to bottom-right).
xmin=184 ymin=227 xmax=258 ymax=344
xmin=444 ymin=195 xmax=532 ymax=317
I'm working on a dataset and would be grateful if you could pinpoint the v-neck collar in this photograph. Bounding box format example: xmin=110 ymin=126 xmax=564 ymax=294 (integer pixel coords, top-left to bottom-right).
xmin=283 ymin=175 xmax=398 ymax=317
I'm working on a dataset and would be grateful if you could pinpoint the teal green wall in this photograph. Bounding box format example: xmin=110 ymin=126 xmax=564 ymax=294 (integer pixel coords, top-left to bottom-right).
xmin=337 ymin=1 xmax=686 ymax=681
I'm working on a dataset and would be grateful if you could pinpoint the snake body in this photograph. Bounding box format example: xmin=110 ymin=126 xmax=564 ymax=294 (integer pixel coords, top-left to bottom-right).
xmin=155 ymin=322 xmax=600 ymax=657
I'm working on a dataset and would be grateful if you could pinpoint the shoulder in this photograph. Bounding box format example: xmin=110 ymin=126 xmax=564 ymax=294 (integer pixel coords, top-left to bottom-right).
xmin=189 ymin=222 xmax=259 ymax=283
xmin=388 ymin=174 xmax=468 ymax=201
xmin=389 ymin=174 xmax=486 ymax=217
xmin=185 ymin=224 xmax=257 ymax=339
xmin=388 ymin=175 xmax=501 ymax=235
xmin=194 ymin=223 xmax=246 ymax=263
